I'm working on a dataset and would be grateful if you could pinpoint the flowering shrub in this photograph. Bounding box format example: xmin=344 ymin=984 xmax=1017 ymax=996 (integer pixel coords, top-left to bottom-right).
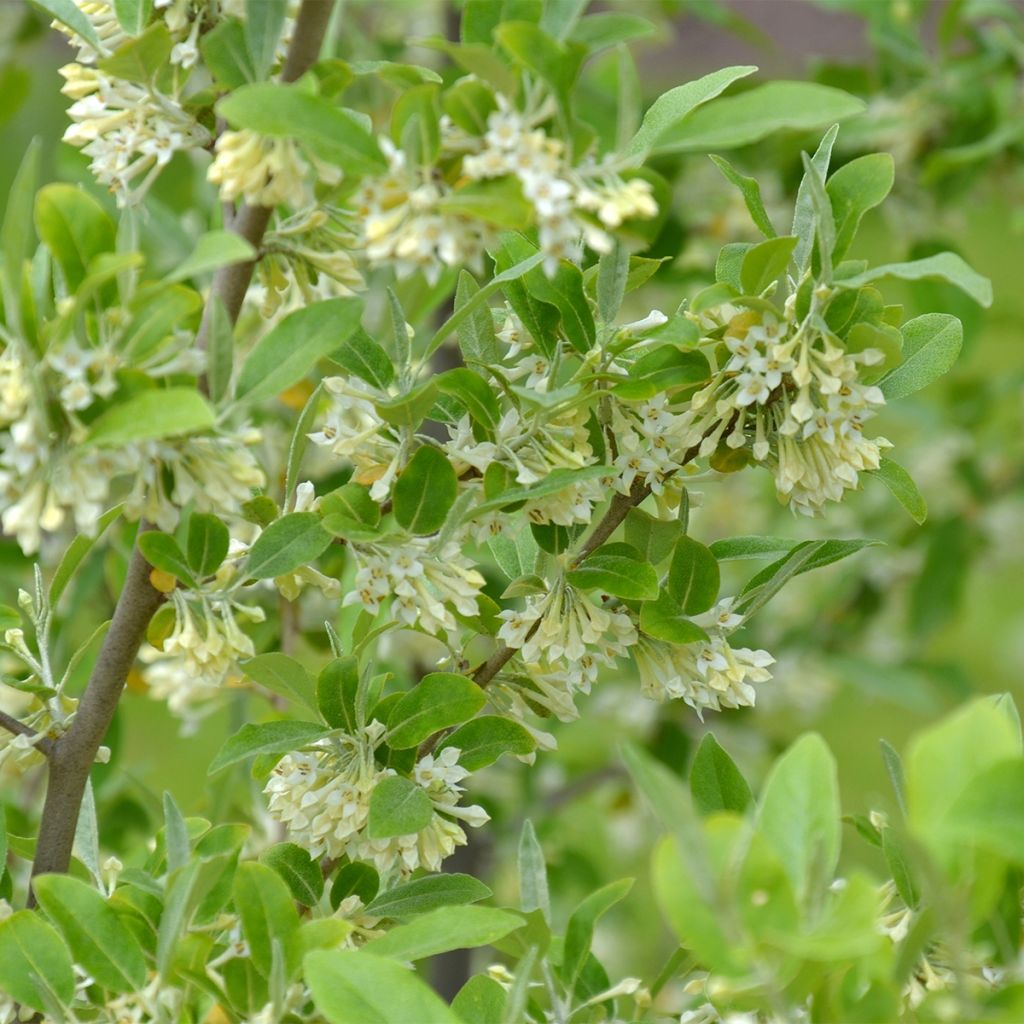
xmin=0 ymin=1 xmax=1019 ymax=1023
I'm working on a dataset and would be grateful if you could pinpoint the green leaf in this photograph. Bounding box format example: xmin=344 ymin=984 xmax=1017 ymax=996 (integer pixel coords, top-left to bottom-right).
xmin=245 ymin=512 xmax=333 ymax=579
xmin=364 ymin=874 xmax=491 ymax=919
xmin=570 ymin=12 xmax=656 ymax=50
xmin=623 ymin=508 xmax=682 ymax=566
xmin=243 ymin=652 xmax=317 ymax=711
xmin=757 ymin=733 xmax=840 ymax=908
xmin=34 ymin=183 xmax=115 ymax=291
xmin=208 ymin=721 xmax=331 ymax=774
xmin=562 ymin=879 xmax=633 ymax=989
xmin=331 ymin=862 xmax=380 ymax=910
xmin=97 ymin=22 xmax=172 ymax=83
xmin=244 ymin=0 xmax=287 ymax=78
xmin=942 ymin=761 xmax=1024 ymax=862
xmin=34 ymin=0 xmax=101 ymax=49
xmin=233 ymin=861 xmax=299 ymax=977
xmin=374 ymin=379 xmax=438 ymax=431
xmin=364 ymin=906 xmax=524 ymax=961
xmin=453 ymin=270 xmax=500 ymax=364
xmin=495 ymin=21 xmax=583 ymax=115
xmin=467 ymin=465 xmax=610 ymax=520
xmin=827 ymin=152 xmax=894 ymax=262
xmin=690 ymin=734 xmax=753 ymax=816
xmin=707 ymin=535 xmax=796 ymax=561
xmin=871 ymin=457 xmax=927 ymax=525
xmin=201 ymin=18 xmax=256 ymax=88
xmin=167 ymin=230 xmax=256 ymax=283
xmin=0 ymin=910 xmax=75 ymax=1012
xmin=217 ymin=84 xmax=385 ymax=176
xmin=639 ymin=589 xmax=709 ymax=645
xmin=367 ymin=776 xmax=434 ymax=839
xmin=881 ymin=313 xmax=963 ymax=401
xmin=305 ymin=949 xmax=464 ymax=1024
xmin=49 ymin=504 xmax=122 ymax=605
xmin=205 ymin=296 xmax=234 ymax=404
xmin=387 ymin=673 xmax=487 ymax=749
xmin=627 ymin=66 xmax=758 ymax=155
xmin=666 ymin=536 xmax=720 ymax=615
xmin=652 ymin=81 xmax=865 ymax=153
xmin=162 ymin=791 xmax=190 ymax=875
xmin=86 ymin=387 xmax=215 ymax=447
xmin=112 ymin=0 xmax=152 ymax=34
xmin=709 ymin=154 xmax=776 ymax=238
xmin=2 ymin=139 xmax=40 ymax=335
xmin=236 ymin=297 xmax=364 ymax=405
xmin=740 ymin=235 xmax=797 ymax=294
xmin=905 ymin=698 xmax=1020 ymax=849
xmin=138 ymin=531 xmax=198 ymax=586
xmin=524 ymin=258 xmax=596 ymax=354
xmin=566 ymin=553 xmax=659 ymax=600
xmin=452 ymin=975 xmax=508 ymax=1024
xmin=426 ymin=251 xmax=546 ymax=358
xmin=881 ymin=827 xmax=919 ymax=909
xmin=436 ymin=368 xmax=501 ymax=430
xmin=437 ymin=716 xmax=537 ymax=771
xmin=32 ymin=874 xmax=147 ymax=994
xmin=838 ymin=253 xmax=992 ymax=308
xmin=393 ymin=446 xmax=458 ymax=536
xmin=738 ymin=539 xmax=878 ymax=616
xmin=316 ymin=656 xmax=359 ymax=731
xmin=518 ymin=820 xmax=550 ymax=920
xmin=320 ymin=483 xmax=381 ymax=538
xmin=262 ymin=843 xmax=324 ymax=907
xmin=792 ymin=125 xmax=838 ymax=279
xmin=335 ymin=327 xmax=394 ymax=391
xmin=596 ymin=240 xmax=629 ymax=324
xmin=187 ymin=513 xmax=230 ymax=577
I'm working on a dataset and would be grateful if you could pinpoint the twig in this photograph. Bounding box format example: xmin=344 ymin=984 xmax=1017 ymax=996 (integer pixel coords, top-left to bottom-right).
xmin=0 ymin=711 xmax=54 ymax=758
xmin=29 ymin=0 xmax=336 ymax=898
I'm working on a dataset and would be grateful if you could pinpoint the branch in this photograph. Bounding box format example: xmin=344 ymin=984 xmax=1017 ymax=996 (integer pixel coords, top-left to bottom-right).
xmin=471 ymin=441 xmax=703 ymax=691
xmin=0 ymin=711 xmax=54 ymax=758
xmin=29 ymin=0 xmax=336 ymax=897
xmin=195 ymin=0 xmax=334 ymax=364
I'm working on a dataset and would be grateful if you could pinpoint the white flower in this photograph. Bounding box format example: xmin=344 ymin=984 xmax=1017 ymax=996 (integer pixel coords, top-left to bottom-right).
xmin=675 ymin=310 xmax=890 ymax=515
xmin=265 ymin=727 xmax=487 ymax=876
xmin=344 ymin=538 xmax=485 ymax=636
xmin=208 ymin=129 xmax=310 ymax=209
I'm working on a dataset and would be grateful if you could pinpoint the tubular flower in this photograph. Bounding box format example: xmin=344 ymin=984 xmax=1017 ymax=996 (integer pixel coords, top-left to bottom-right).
xmin=633 ymin=599 xmax=774 ymax=716
xmin=264 ymin=723 xmax=488 ymax=875
xmin=208 ymin=129 xmax=311 ymax=209
xmin=677 ymin=310 xmax=890 ymax=515
xmin=343 ymin=538 xmax=486 ymax=637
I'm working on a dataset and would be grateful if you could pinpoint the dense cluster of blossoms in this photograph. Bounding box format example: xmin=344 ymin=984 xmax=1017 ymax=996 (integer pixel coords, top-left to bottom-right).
xmin=356 ymin=96 xmax=658 ymax=280
xmin=679 ymin=306 xmax=890 ymax=515
xmin=497 ymin=581 xmax=637 ymax=720
xmin=264 ymin=722 xmax=488 ymax=875
xmin=53 ymin=0 xmax=245 ymax=204
xmin=632 ymin=599 xmax=775 ymax=717
xmin=142 ymin=588 xmax=264 ymax=725
xmin=309 ymin=375 xmax=404 ymax=501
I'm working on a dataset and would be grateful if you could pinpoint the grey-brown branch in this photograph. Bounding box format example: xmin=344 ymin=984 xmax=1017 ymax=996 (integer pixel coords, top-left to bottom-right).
xmin=29 ymin=0 xmax=335 ymax=898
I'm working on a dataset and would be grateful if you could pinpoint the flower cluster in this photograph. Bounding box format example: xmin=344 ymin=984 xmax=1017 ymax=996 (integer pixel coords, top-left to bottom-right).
xmin=632 ymin=599 xmax=774 ymax=716
xmin=354 ymin=95 xmax=658 ymax=280
xmin=309 ymin=375 xmax=402 ymax=502
xmin=497 ymin=580 xmax=637 ymax=720
xmin=344 ymin=537 xmax=486 ymax=637
xmin=60 ymin=62 xmax=210 ymax=205
xmin=679 ymin=308 xmax=890 ymax=515
xmin=264 ymin=722 xmax=488 ymax=876
xmin=207 ymin=130 xmax=312 ymax=210
xmin=142 ymin=589 xmax=264 ymax=727
xmin=461 ymin=96 xmax=658 ymax=274
xmin=356 ymin=138 xmax=492 ymax=283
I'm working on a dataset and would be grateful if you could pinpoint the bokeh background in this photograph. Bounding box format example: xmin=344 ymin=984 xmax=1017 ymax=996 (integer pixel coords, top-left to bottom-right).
xmin=2 ymin=0 xmax=1022 ymax=995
